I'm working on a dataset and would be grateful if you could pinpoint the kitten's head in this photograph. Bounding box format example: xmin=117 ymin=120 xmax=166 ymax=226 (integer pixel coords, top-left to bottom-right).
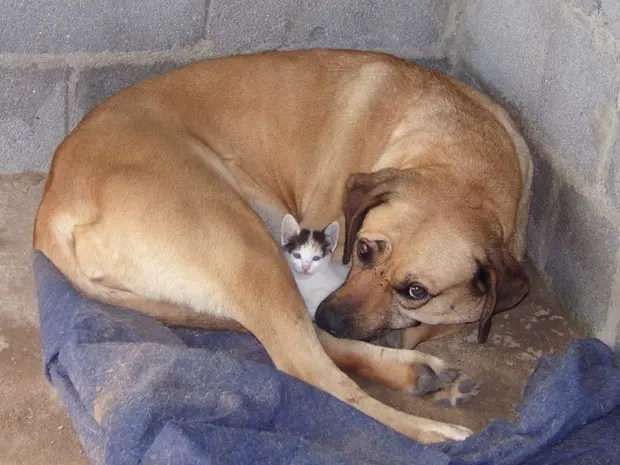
xmin=281 ymin=214 xmax=339 ymax=275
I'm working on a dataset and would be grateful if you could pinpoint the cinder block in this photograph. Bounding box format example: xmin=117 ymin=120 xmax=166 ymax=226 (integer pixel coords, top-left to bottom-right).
xmin=205 ymin=0 xmax=450 ymax=56
xmin=73 ymin=63 xmax=182 ymax=127
xmin=545 ymin=185 xmax=619 ymax=336
xmin=456 ymin=0 xmax=555 ymax=133
xmin=0 ymin=0 xmax=205 ymax=53
xmin=536 ymin=6 xmax=618 ymax=182
xmin=0 ymin=67 xmax=67 ymax=173
xmin=605 ymin=134 xmax=620 ymax=212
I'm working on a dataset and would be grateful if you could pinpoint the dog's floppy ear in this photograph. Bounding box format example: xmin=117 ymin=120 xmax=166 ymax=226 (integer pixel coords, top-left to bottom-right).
xmin=342 ymin=168 xmax=404 ymax=264
xmin=473 ymin=248 xmax=529 ymax=343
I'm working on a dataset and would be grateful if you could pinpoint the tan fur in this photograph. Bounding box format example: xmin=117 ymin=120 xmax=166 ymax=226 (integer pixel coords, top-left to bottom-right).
xmin=33 ymin=49 xmax=532 ymax=443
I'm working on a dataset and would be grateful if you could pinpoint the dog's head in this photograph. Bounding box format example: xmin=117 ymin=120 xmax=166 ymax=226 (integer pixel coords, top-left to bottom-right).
xmin=314 ymin=168 xmax=529 ymax=342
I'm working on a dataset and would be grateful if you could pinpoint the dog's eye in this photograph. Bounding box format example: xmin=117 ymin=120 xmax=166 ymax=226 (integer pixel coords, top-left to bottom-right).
xmin=357 ymin=240 xmax=371 ymax=259
xmin=408 ymin=285 xmax=429 ymax=300
xmin=293 ymin=252 xmax=301 ymax=259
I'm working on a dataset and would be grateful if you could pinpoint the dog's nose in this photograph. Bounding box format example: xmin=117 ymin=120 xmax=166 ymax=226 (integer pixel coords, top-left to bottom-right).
xmin=315 ymin=302 xmax=350 ymax=337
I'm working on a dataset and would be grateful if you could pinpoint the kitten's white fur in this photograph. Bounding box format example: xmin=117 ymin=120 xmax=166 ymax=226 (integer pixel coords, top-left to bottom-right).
xmin=281 ymin=214 xmax=349 ymax=320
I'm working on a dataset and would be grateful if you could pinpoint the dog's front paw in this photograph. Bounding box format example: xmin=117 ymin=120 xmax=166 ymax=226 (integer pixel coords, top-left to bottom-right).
xmin=406 ymin=363 xmax=478 ymax=407
xmin=409 ymin=363 xmax=443 ymax=396
xmin=407 ymin=363 xmax=459 ymax=394
xmin=417 ymin=422 xmax=474 ymax=444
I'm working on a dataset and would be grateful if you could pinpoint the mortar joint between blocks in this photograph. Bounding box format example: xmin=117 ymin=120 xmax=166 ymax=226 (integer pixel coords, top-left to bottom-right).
xmin=201 ymin=0 xmax=211 ymax=42
xmin=66 ymin=67 xmax=78 ymax=135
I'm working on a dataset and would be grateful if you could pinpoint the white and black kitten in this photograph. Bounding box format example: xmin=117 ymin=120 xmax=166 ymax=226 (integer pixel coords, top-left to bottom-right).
xmin=280 ymin=214 xmax=349 ymax=320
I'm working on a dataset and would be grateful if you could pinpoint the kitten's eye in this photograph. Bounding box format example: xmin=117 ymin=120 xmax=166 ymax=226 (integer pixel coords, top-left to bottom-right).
xmin=312 ymin=256 xmax=321 ymax=261
xmin=293 ymin=252 xmax=301 ymax=259
xmin=408 ymin=285 xmax=429 ymax=300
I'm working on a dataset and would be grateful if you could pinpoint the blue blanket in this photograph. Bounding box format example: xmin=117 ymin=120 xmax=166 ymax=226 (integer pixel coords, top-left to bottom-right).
xmin=34 ymin=252 xmax=620 ymax=465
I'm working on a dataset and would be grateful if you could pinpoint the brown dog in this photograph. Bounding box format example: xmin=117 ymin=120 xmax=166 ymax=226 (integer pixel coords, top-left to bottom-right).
xmin=33 ymin=49 xmax=531 ymax=443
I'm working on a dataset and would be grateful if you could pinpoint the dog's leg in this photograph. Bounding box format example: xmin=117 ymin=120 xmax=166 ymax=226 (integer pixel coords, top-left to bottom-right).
xmin=317 ymin=328 xmax=478 ymax=407
xmin=384 ymin=324 xmax=465 ymax=350
xmin=69 ymin=169 xmax=472 ymax=443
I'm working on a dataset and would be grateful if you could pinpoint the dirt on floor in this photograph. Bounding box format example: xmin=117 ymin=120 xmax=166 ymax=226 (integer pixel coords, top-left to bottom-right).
xmin=0 ymin=173 xmax=582 ymax=464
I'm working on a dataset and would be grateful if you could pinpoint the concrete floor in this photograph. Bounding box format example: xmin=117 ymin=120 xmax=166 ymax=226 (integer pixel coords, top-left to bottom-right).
xmin=0 ymin=173 xmax=582 ymax=464
xmin=0 ymin=173 xmax=85 ymax=465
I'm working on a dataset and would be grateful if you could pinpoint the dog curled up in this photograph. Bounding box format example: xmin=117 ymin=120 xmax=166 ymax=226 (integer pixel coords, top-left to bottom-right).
xmin=34 ymin=49 xmax=531 ymax=443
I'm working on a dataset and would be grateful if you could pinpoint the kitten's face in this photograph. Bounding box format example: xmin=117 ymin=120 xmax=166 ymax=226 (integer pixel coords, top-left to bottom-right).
xmin=281 ymin=214 xmax=339 ymax=276
xmin=286 ymin=240 xmax=330 ymax=275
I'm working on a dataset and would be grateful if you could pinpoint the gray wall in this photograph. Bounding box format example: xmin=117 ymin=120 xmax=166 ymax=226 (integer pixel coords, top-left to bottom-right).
xmin=1 ymin=0 xmax=618 ymax=352
xmin=0 ymin=0 xmax=455 ymax=172
xmin=452 ymin=0 xmax=620 ymax=352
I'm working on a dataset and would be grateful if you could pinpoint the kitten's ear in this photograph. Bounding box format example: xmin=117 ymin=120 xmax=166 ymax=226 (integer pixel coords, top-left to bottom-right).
xmin=281 ymin=214 xmax=301 ymax=246
xmin=324 ymin=221 xmax=340 ymax=253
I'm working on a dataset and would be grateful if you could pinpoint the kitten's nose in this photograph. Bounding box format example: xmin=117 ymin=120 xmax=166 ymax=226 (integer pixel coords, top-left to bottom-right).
xmin=302 ymin=263 xmax=310 ymax=272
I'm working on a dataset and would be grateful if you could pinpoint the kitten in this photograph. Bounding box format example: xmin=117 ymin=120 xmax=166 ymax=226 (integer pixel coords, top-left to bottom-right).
xmin=280 ymin=214 xmax=349 ymax=320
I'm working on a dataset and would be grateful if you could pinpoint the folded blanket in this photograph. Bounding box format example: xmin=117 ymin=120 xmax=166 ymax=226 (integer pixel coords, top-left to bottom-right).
xmin=34 ymin=252 xmax=620 ymax=465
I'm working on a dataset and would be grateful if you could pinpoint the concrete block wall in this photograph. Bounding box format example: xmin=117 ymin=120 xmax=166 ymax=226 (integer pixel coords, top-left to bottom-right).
xmin=0 ymin=0 xmax=456 ymax=172
xmin=452 ymin=0 xmax=620 ymax=352
xmin=1 ymin=0 xmax=618 ymax=353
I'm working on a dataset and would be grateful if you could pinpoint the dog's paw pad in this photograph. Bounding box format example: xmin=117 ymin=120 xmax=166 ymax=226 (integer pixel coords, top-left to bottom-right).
xmin=455 ymin=396 xmax=469 ymax=407
xmin=439 ymin=367 xmax=460 ymax=384
xmin=433 ymin=375 xmax=479 ymax=408
xmin=434 ymin=397 xmax=453 ymax=408
xmin=457 ymin=378 xmax=474 ymax=393
xmin=409 ymin=363 xmax=442 ymax=396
